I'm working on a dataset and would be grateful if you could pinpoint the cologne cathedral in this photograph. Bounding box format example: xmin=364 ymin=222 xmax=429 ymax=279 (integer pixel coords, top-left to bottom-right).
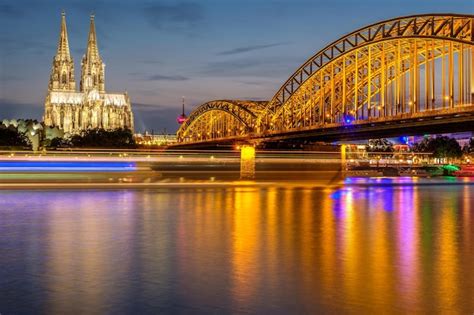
xmin=43 ymin=12 xmax=134 ymax=134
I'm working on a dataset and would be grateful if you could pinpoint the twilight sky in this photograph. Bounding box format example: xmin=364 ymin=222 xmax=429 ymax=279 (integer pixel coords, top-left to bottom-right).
xmin=1 ymin=0 xmax=473 ymax=133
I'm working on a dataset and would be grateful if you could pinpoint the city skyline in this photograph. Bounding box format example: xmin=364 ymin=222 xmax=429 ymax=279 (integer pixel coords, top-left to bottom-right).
xmin=1 ymin=0 xmax=473 ymax=133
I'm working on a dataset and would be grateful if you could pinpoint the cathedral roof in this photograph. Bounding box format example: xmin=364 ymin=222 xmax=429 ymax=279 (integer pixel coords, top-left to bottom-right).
xmin=49 ymin=91 xmax=129 ymax=107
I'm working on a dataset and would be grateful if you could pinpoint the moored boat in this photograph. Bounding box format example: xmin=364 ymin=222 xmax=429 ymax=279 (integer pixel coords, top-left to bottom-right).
xmin=453 ymin=165 xmax=474 ymax=177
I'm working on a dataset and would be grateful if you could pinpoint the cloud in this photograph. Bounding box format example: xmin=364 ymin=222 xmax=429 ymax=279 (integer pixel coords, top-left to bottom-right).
xmin=0 ymin=3 xmax=23 ymax=18
xmin=0 ymin=36 xmax=55 ymax=56
xmin=139 ymin=59 xmax=163 ymax=65
xmin=143 ymin=2 xmax=204 ymax=31
xmin=127 ymin=72 xmax=189 ymax=81
xmin=132 ymin=102 xmax=181 ymax=132
xmin=201 ymin=55 xmax=302 ymax=78
xmin=0 ymin=99 xmax=43 ymax=121
xmin=147 ymin=74 xmax=189 ymax=81
xmin=0 ymin=74 xmax=23 ymax=83
xmin=217 ymin=42 xmax=287 ymax=56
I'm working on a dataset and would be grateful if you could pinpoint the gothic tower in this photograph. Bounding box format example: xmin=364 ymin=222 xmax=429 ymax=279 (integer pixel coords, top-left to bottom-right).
xmin=48 ymin=11 xmax=75 ymax=91
xmin=80 ymin=14 xmax=105 ymax=93
xmin=45 ymin=12 xmax=134 ymax=134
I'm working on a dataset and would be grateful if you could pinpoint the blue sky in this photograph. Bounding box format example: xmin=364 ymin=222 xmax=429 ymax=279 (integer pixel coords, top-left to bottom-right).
xmin=1 ymin=0 xmax=473 ymax=132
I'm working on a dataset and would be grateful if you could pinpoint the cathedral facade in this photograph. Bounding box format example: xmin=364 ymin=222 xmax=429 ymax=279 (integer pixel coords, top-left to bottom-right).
xmin=44 ymin=12 xmax=134 ymax=134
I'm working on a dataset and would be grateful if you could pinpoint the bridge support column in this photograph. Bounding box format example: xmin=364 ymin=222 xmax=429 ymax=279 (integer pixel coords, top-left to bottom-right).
xmin=340 ymin=144 xmax=348 ymax=172
xmin=240 ymin=145 xmax=256 ymax=179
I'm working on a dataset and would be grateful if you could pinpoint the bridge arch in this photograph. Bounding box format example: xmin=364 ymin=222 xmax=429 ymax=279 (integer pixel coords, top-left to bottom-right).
xmin=257 ymin=14 xmax=474 ymax=132
xmin=177 ymin=100 xmax=267 ymax=143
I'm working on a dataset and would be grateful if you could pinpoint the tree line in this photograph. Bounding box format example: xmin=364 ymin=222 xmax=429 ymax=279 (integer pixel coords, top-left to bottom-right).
xmin=0 ymin=124 xmax=135 ymax=149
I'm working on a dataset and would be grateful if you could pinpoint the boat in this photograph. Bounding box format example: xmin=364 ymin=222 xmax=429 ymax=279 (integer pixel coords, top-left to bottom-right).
xmin=453 ymin=165 xmax=474 ymax=177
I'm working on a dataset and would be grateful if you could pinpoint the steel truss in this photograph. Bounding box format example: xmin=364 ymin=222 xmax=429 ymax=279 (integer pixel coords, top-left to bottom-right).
xmin=178 ymin=14 xmax=474 ymax=143
xmin=178 ymin=100 xmax=266 ymax=142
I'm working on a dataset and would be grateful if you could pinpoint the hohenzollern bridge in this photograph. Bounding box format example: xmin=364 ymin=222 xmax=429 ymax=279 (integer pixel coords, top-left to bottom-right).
xmin=176 ymin=14 xmax=474 ymax=146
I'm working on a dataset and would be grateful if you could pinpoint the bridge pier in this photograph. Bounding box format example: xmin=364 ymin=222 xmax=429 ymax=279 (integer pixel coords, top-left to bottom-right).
xmin=240 ymin=145 xmax=256 ymax=179
xmin=340 ymin=144 xmax=348 ymax=172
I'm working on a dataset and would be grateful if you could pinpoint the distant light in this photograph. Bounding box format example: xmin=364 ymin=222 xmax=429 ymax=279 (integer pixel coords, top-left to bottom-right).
xmin=343 ymin=113 xmax=354 ymax=124
xmin=177 ymin=114 xmax=187 ymax=124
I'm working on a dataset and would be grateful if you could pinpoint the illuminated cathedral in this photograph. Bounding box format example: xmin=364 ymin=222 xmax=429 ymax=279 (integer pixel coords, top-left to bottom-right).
xmin=44 ymin=12 xmax=134 ymax=134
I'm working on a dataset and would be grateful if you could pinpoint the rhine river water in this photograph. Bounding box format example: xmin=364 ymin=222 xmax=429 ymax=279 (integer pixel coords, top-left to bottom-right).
xmin=1 ymin=178 xmax=473 ymax=314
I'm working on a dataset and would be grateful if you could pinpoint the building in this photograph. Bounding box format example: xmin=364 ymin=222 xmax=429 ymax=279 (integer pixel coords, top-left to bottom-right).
xmin=134 ymin=132 xmax=178 ymax=146
xmin=43 ymin=12 xmax=134 ymax=134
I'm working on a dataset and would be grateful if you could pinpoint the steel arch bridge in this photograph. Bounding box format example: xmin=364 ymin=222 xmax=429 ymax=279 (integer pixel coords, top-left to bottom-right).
xmin=177 ymin=14 xmax=474 ymax=145
xmin=178 ymin=100 xmax=267 ymax=142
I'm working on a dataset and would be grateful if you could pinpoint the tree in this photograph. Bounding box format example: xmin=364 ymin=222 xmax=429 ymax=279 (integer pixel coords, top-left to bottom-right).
xmin=412 ymin=136 xmax=462 ymax=159
xmin=463 ymin=138 xmax=474 ymax=154
xmin=70 ymin=128 xmax=136 ymax=148
xmin=45 ymin=137 xmax=70 ymax=148
xmin=366 ymin=138 xmax=394 ymax=153
xmin=0 ymin=125 xmax=30 ymax=147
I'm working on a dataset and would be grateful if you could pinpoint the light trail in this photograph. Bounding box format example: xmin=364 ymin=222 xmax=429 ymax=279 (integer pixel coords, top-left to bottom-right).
xmin=0 ymin=161 xmax=137 ymax=172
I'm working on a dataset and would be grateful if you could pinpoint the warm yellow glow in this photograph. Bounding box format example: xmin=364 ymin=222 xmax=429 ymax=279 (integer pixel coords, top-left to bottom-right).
xmin=340 ymin=144 xmax=347 ymax=171
xmin=241 ymin=145 xmax=255 ymax=160
xmin=240 ymin=145 xmax=256 ymax=179
xmin=44 ymin=13 xmax=134 ymax=134
xmin=176 ymin=14 xmax=474 ymax=145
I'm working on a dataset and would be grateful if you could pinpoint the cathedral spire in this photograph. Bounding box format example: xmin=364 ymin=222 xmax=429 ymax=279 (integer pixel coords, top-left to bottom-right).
xmin=48 ymin=11 xmax=75 ymax=91
xmin=86 ymin=14 xmax=101 ymax=62
xmin=55 ymin=10 xmax=71 ymax=60
xmin=81 ymin=13 xmax=105 ymax=92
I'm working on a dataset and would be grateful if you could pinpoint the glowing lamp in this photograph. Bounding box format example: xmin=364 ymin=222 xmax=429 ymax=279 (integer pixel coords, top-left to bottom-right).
xmin=343 ymin=113 xmax=354 ymax=124
xmin=177 ymin=114 xmax=187 ymax=124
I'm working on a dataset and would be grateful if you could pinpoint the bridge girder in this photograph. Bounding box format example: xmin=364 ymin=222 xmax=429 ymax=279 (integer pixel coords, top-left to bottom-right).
xmin=176 ymin=14 xmax=474 ymax=145
xmin=264 ymin=37 xmax=474 ymax=133
xmin=257 ymin=14 xmax=474 ymax=126
xmin=177 ymin=100 xmax=266 ymax=142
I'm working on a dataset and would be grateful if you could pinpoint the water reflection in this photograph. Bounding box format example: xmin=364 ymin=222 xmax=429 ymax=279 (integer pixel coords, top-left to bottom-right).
xmin=0 ymin=181 xmax=473 ymax=313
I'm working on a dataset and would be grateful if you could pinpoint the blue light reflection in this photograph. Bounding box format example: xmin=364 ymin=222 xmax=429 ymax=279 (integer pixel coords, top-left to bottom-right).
xmin=0 ymin=161 xmax=137 ymax=172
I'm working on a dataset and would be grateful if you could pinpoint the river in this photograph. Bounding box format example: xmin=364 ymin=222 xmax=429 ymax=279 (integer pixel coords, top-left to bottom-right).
xmin=1 ymin=178 xmax=473 ymax=313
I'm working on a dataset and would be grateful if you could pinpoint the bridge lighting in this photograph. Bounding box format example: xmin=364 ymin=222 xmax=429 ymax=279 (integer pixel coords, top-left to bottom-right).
xmin=176 ymin=14 xmax=474 ymax=145
xmin=343 ymin=113 xmax=354 ymax=124
xmin=240 ymin=145 xmax=256 ymax=179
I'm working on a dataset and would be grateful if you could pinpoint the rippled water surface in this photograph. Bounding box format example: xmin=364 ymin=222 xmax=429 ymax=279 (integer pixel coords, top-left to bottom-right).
xmin=1 ymin=180 xmax=473 ymax=314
